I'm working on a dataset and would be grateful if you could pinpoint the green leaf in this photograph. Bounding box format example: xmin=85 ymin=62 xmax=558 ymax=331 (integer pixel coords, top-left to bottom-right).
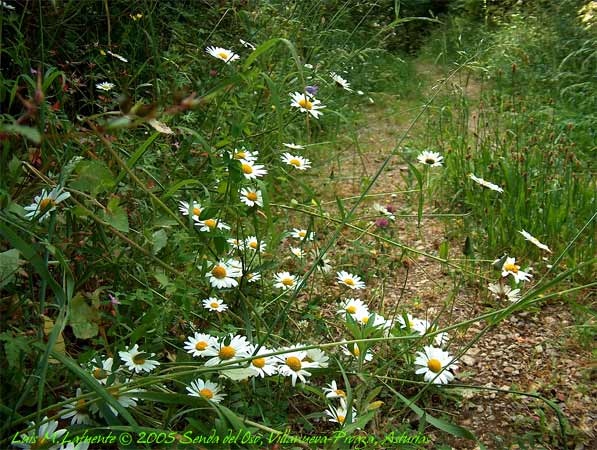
xmin=0 ymin=248 xmax=19 ymax=288
xmin=69 ymin=293 xmax=99 ymax=339
xmin=102 ymin=198 xmax=129 ymax=233
xmin=0 ymin=332 xmax=29 ymax=369
xmin=114 ymin=132 xmax=159 ymax=185
xmin=395 ymin=391 xmax=476 ymax=440
xmin=0 ymin=124 xmax=41 ymax=143
xmin=71 ymin=160 xmax=116 ymax=195
xmin=152 ymin=229 xmax=168 ymax=255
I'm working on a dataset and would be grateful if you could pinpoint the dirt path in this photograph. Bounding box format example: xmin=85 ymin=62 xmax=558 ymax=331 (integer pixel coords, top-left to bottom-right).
xmin=323 ymin=61 xmax=595 ymax=449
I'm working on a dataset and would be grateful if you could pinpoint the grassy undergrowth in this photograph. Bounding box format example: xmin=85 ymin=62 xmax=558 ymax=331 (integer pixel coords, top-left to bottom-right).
xmin=0 ymin=1 xmax=595 ymax=450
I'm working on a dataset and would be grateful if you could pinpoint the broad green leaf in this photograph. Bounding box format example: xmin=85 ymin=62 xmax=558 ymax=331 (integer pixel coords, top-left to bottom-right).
xmin=152 ymin=229 xmax=168 ymax=254
xmin=102 ymin=198 xmax=129 ymax=233
xmin=0 ymin=332 xmax=29 ymax=369
xmin=0 ymin=124 xmax=41 ymax=143
xmin=71 ymin=160 xmax=116 ymax=195
xmin=69 ymin=293 xmax=99 ymax=339
xmin=0 ymin=248 xmax=19 ymax=288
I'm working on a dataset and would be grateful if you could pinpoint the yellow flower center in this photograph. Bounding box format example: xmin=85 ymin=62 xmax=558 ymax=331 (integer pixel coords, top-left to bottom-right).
xmin=200 ymin=388 xmax=214 ymax=399
xmin=195 ymin=341 xmax=208 ymax=351
xmin=247 ymin=191 xmax=258 ymax=201
xmin=337 ymin=415 xmax=346 ymax=423
xmin=241 ymin=163 xmax=253 ymax=174
xmin=235 ymin=151 xmax=246 ymax=159
xmin=361 ymin=316 xmax=369 ymax=324
xmin=210 ymin=302 xmax=220 ymax=309
xmin=346 ymin=305 xmax=357 ymax=314
xmin=335 ymin=389 xmax=346 ymax=397
xmin=252 ymin=357 xmax=266 ymax=368
xmin=427 ymin=358 xmax=442 ymax=373
xmin=40 ymin=198 xmax=56 ymax=209
xmin=352 ymin=346 xmax=360 ymax=356
xmin=298 ymin=98 xmax=313 ymax=110
xmin=192 ymin=207 xmax=201 ymax=216
xmin=344 ymin=278 xmax=355 ymax=286
xmin=93 ymin=368 xmax=108 ymax=380
xmin=425 ymin=158 xmax=435 ymax=165
xmin=133 ymin=354 xmax=145 ymax=365
xmin=217 ymin=52 xmax=229 ymax=60
xmin=504 ymin=263 xmax=519 ymax=273
xmin=249 ymin=241 xmax=258 ymax=249
xmin=289 ymin=158 xmax=301 ymax=167
xmin=247 ymin=273 xmax=254 ymax=280
xmin=204 ymin=219 xmax=217 ymax=228
xmin=282 ymin=277 xmax=294 ymax=286
xmin=211 ymin=265 xmax=227 ymax=279
xmin=285 ymin=356 xmax=302 ymax=371
xmin=75 ymin=399 xmax=87 ymax=412
xmin=219 ymin=345 xmax=236 ymax=360
xmin=298 ymin=230 xmax=306 ymax=237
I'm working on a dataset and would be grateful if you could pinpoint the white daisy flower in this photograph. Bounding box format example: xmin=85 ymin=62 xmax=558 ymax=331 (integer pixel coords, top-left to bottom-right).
xmin=275 ymin=349 xmax=315 ymax=386
xmin=204 ymin=334 xmax=251 ymax=366
xmin=206 ymin=259 xmax=242 ymax=289
xmin=323 ymin=380 xmax=347 ymax=399
xmin=289 ymin=92 xmax=325 ymax=119
xmin=106 ymin=50 xmax=128 ymax=62
xmin=469 ymin=173 xmax=504 ymax=193
xmin=102 ymin=387 xmax=139 ymax=416
xmin=412 ymin=318 xmax=431 ymax=335
xmin=239 ymin=159 xmax=268 ymax=180
xmin=1 ymin=1 xmax=16 ymax=11
xmin=118 ymin=344 xmax=160 ymax=374
xmin=304 ymin=63 xmax=314 ymax=69
xmin=305 ymin=347 xmax=329 ymax=368
xmin=282 ymin=143 xmax=305 ymax=150
xmin=414 ymin=345 xmax=458 ymax=384
xmin=488 ymin=282 xmax=522 ymax=302
xmin=291 ymin=228 xmax=313 ymax=241
xmin=24 ymin=186 xmax=71 ymax=222
xmin=519 ymin=230 xmax=552 ymax=253
xmin=227 ymin=238 xmax=244 ymax=250
xmin=312 ymin=249 xmax=332 ymax=273
xmin=336 ymin=271 xmax=366 ymax=290
xmin=281 ymin=152 xmax=311 ymax=170
xmin=337 ymin=298 xmax=369 ymax=318
xmin=232 ymin=148 xmax=258 ymax=162
xmin=96 ymin=82 xmax=115 ymax=91
xmin=202 ymin=297 xmax=228 ymax=312
xmin=273 ymin=272 xmax=298 ymax=290
xmin=290 ymin=247 xmax=304 ymax=258
xmin=373 ymin=203 xmax=396 ymax=221
xmin=434 ymin=332 xmax=450 ymax=348
xmin=396 ymin=313 xmax=418 ymax=331
xmin=248 ymin=346 xmax=278 ymax=378
xmin=239 ymin=187 xmax=263 ymax=207
xmin=89 ymin=356 xmax=115 ymax=385
xmin=244 ymin=236 xmax=266 ymax=253
xmin=184 ymin=332 xmax=217 ymax=357
xmin=341 ymin=343 xmax=374 ymax=362
xmin=195 ymin=217 xmax=231 ymax=233
xmin=417 ymin=150 xmax=444 ymax=167
xmin=239 ymin=39 xmax=256 ymax=50
xmin=178 ymin=200 xmax=203 ymax=221
xmin=12 ymin=417 xmax=67 ymax=450
xmin=245 ymin=271 xmax=261 ymax=283
xmin=59 ymin=388 xmax=92 ymax=425
xmin=330 ymin=72 xmax=353 ymax=92
xmin=325 ymin=399 xmax=357 ymax=426
xmin=187 ymin=378 xmax=226 ymax=403
xmin=370 ymin=313 xmax=394 ymax=336
xmin=205 ymin=46 xmax=239 ymax=63
xmin=500 ymin=257 xmax=533 ymax=283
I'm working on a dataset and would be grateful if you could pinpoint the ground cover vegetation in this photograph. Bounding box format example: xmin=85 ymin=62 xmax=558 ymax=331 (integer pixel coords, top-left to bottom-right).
xmin=0 ymin=0 xmax=595 ymax=449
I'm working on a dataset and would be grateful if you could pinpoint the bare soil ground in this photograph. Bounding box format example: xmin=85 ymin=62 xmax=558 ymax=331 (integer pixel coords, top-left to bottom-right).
xmin=319 ymin=61 xmax=595 ymax=449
